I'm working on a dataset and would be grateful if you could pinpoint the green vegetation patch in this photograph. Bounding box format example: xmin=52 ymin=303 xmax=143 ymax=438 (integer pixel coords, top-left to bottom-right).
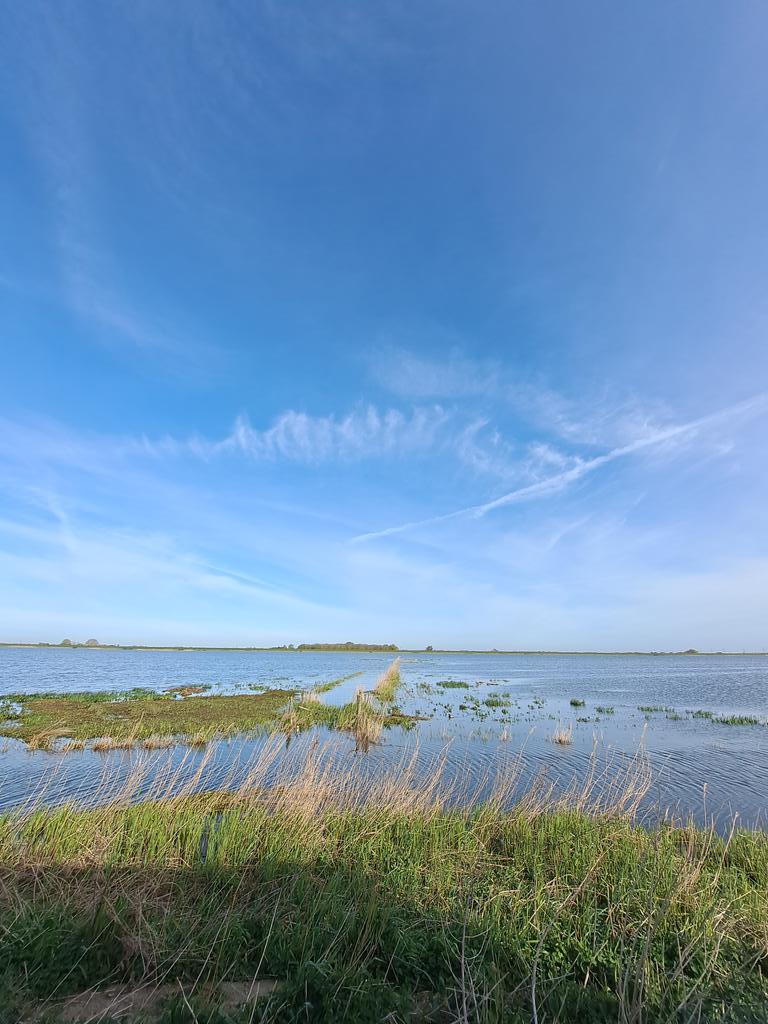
xmin=0 ymin=689 xmax=297 ymax=747
xmin=569 ymin=698 xmax=586 ymax=707
xmin=714 ymin=714 xmax=763 ymax=727
xmin=283 ymin=694 xmax=417 ymax=746
xmin=0 ymin=800 xmax=766 ymax=1023
xmin=313 ymin=671 xmax=363 ymax=694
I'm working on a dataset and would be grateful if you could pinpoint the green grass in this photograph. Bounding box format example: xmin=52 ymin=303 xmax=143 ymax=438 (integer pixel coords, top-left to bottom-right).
xmin=594 ymin=705 xmax=614 ymax=714
xmin=714 ymin=714 xmax=763 ymax=727
xmin=638 ymin=705 xmax=675 ymax=713
xmin=2 ymin=686 xmax=186 ymax=704
xmin=313 ymin=671 xmax=363 ymax=694
xmin=282 ymin=691 xmax=415 ymax=738
xmin=569 ymin=698 xmax=585 ymax=707
xmin=436 ymin=680 xmax=471 ymax=689
xmin=0 ymin=689 xmax=297 ymax=748
xmin=483 ymin=695 xmax=510 ymax=709
xmin=0 ymin=770 xmax=766 ymax=1024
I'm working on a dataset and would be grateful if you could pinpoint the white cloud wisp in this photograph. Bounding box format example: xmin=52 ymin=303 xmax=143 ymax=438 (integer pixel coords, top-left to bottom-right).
xmin=351 ymin=393 xmax=768 ymax=543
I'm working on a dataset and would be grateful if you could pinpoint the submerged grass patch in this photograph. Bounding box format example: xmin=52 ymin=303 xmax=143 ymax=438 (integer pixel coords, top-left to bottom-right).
xmin=313 ymin=671 xmax=363 ymax=694
xmin=0 ymin=745 xmax=765 ymax=1024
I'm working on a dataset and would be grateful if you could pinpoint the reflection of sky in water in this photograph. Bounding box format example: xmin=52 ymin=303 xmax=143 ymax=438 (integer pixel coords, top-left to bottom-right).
xmin=1 ymin=649 xmax=767 ymax=830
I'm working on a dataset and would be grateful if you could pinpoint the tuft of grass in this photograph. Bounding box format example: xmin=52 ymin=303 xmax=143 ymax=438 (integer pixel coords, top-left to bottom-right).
xmin=550 ymin=723 xmax=574 ymax=745
xmin=569 ymin=698 xmax=585 ymax=707
xmin=60 ymin=738 xmax=87 ymax=752
xmin=638 ymin=705 xmax=675 ymax=713
xmin=483 ymin=695 xmax=511 ymax=709
xmin=595 ymin=705 xmax=615 ymax=714
xmin=436 ymin=680 xmax=471 ymax=689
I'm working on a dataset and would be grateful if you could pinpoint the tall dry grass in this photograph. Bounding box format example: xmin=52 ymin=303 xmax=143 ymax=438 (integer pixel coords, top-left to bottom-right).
xmin=372 ymin=657 xmax=401 ymax=702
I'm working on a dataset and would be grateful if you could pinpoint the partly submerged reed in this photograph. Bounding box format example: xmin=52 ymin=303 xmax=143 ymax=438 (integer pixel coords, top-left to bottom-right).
xmin=549 ymin=721 xmax=573 ymax=745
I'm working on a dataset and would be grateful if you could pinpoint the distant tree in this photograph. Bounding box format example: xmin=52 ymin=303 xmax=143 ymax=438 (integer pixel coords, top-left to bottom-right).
xmin=425 ymin=645 xmax=433 ymax=652
xmin=60 ymin=639 xmax=73 ymax=647
xmin=682 ymin=648 xmax=699 ymax=655
xmin=84 ymin=639 xmax=100 ymax=647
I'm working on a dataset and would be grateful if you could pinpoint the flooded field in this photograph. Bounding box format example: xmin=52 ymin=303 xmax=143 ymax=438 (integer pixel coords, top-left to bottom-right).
xmin=1 ymin=648 xmax=766 ymax=828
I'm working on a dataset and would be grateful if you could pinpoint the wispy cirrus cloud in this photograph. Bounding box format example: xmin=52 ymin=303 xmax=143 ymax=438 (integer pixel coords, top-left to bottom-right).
xmin=370 ymin=344 xmax=499 ymax=399
xmin=370 ymin=344 xmax=680 ymax=449
xmin=143 ymin=405 xmax=453 ymax=463
xmin=351 ymin=393 xmax=768 ymax=542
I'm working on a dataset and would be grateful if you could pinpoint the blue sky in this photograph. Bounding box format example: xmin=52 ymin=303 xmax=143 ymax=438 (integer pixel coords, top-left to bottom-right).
xmin=1 ymin=2 xmax=767 ymax=649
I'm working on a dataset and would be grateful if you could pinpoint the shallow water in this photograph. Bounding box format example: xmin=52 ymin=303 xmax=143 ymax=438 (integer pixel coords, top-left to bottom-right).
xmin=1 ymin=648 xmax=766 ymax=828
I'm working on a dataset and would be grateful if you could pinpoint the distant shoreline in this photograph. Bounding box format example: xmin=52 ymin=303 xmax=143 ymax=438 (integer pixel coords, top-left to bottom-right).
xmin=1 ymin=642 xmax=766 ymax=656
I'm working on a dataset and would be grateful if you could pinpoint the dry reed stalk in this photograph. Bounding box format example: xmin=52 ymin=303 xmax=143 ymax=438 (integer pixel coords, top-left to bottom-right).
xmin=372 ymin=658 xmax=401 ymax=703
xmin=549 ymin=722 xmax=573 ymax=746
xmin=1 ymin=728 xmax=659 ymax=841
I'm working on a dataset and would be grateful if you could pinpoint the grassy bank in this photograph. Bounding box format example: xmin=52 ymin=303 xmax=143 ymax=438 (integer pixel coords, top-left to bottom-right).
xmin=0 ymin=744 xmax=766 ymax=1023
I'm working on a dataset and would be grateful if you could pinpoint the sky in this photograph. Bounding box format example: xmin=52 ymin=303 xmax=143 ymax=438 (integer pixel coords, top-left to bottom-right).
xmin=1 ymin=2 xmax=767 ymax=650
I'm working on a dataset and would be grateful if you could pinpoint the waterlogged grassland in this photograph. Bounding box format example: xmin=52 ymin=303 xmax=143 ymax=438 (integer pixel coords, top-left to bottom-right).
xmin=0 ymin=750 xmax=766 ymax=1024
xmin=0 ymin=662 xmax=407 ymax=751
xmin=0 ymin=688 xmax=297 ymax=748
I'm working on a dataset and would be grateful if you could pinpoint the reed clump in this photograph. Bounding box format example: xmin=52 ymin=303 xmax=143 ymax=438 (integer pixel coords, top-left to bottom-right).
xmin=0 ymin=741 xmax=765 ymax=1023
xmin=550 ymin=722 xmax=573 ymax=745
xmin=372 ymin=657 xmax=401 ymax=703
xmin=281 ymin=688 xmax=408 ymax=751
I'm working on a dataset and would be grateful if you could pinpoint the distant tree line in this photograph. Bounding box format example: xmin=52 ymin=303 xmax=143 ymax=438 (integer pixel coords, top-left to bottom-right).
xmin=296 ymin=642 xmax=399 ymax=652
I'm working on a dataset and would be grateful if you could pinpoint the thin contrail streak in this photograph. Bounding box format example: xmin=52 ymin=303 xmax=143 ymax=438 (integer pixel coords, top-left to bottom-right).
xmin=350 ymin=393 xmax=767 ymax=544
